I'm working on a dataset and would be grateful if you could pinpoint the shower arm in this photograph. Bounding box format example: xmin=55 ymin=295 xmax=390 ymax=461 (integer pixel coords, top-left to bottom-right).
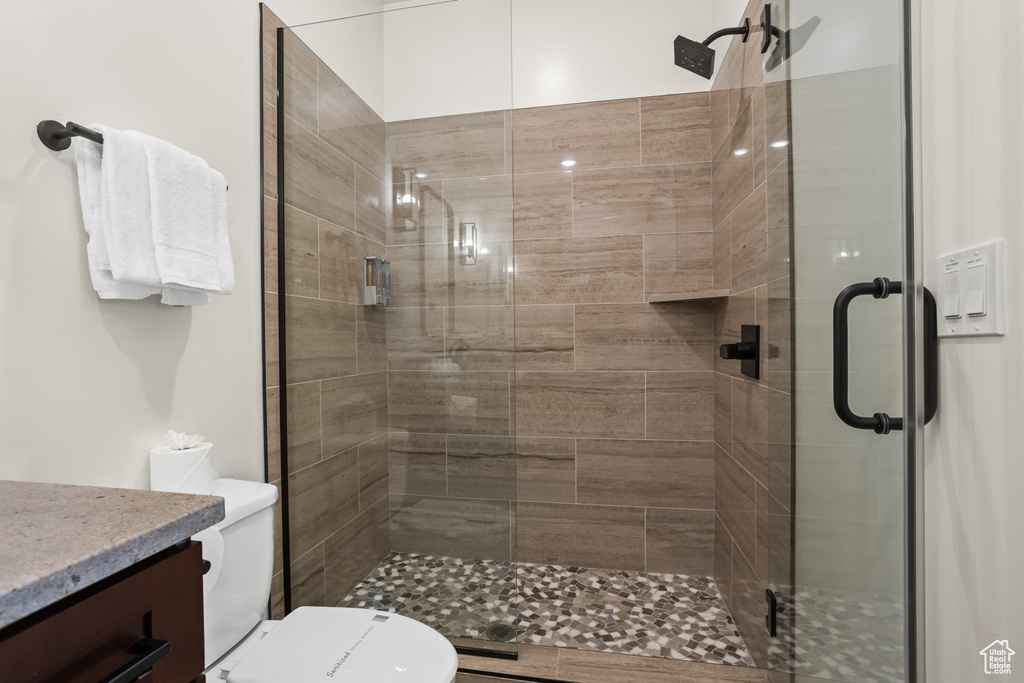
xmin=701 ymin=18 xmax=750 ymax=46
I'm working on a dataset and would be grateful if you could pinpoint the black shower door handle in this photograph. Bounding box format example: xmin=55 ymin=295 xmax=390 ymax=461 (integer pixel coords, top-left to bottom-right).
xmin=833 ymin=277 xmax=938 ymax=435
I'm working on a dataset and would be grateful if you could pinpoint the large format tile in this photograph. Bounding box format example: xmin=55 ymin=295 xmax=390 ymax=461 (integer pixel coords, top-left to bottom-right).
xmin=285 ymin=295 xmax=357 ymax=383
xmin=282 ymin=32 xmax=317 ymax=132
xmin=321 ymin=372 xmax=388 ymax=455
xmin=641 ymin=93 xmax=712 ymax=164
xmin=266 ymin=381 xmax=322 ymax=479
xmin=324 ymin=496 xmax=390 ymax=604
xmin=386 ymin=307 xmax=445 ymax=370
xmin=290 ymin=544 xmax=326 ymax=609
xmin=512 ymin=171 xmax=573 ymax=239
xmin=730 ymin=182 xmax=767 ymax=293
xmin=513 ymin=305 xmax=575 ymax=371
xmin=354 ymin=166 xmax=387 ymax=244
xmin=388 ymin=370 xmax=510 ymax=435
xmin=516 ymin=372 xmax=645 ymax=439
xmin=283 ymin=115 xmax=355 ymax=230
xmin=264 ymin=104 xmax=278 ymax=200
xmin=711 ymin=104 xmax=753 ymax=229
xmin=388 ymin=177 xmax=444 ymax=246
xmin=731 ymin=379 xmax=769 ymax=486
xmin=515 ymin=436 xmax=576 ymax=503
xmin=644 ymin=232 xmax=714 ymax=299
xmin=715 ymin=447 xmax=757 ymax=569
xmin=443 ymin=175 xmax=514 ymax=244
xmin=573 ymin=163 xmax=712 ymax=236
xmin=317 ymin=61 xmax=385 ymax=176
xmin=445 ymin=305 xmax=514 ymax=371
xmin=357 ymin=434 xmax=389 ymax=510
xmin=319 ymin=220 xmax=379 ymax=305
xmin=574 ymin=303 xmax=714 ymax=371
xmin=514 ymin=236 xmax=644 ymax=305
xmin=645 ymin=508 xmax=715 ymax=576
xmin=390 ymin=495 xmax=512 ymax=561
xmin=261 ymin=6 xmax=284 ymax=105
xmin=388 ymin=432 xmax=447 ymax=496
xmin=517 ymin=502 xmax=645 ymax=570
xmin=356 ymin=305 xmax=386 ymax=374
xmin=730 ymin=549 xmax=768 ymax=668
xmin=276 ymin=204 xmax=319 ymax=298
xmin=446 ymin=435 xmax=515 ymax=500
xmin=646 ymin=371 xmax=715 ymax=440
xmin=512 ymin=99 xmax=641 ymax=173
xmin=388 ymin=242 xmax=508 ymax=307
xmin=576 ymin=439 xmax=714 ymax=508
xmin=289 ymin=447 xmax=359 ymax=557
xmin=386 ymin=111 xmax=506 ymax=180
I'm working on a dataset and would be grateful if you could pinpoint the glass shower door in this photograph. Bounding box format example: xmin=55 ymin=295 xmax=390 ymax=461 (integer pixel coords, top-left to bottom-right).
xmin=269 ymin=0 xmax=519 ymax=656
xmin=766 ymin=1 xmax=921 ymax=681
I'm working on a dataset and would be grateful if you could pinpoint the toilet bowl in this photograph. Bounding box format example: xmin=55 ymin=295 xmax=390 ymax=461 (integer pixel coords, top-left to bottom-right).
xmin=150 ymin=460 xmax=457 ymax=682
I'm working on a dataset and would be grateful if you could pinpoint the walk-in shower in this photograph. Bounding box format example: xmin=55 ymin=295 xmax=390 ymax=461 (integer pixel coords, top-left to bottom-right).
xmin=262 ymin=1 xmax=923 ymax=681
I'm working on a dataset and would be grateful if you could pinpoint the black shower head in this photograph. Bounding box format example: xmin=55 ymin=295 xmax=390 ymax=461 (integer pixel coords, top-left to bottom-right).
xmin=674 ymin=35 xmax=716 ymax=79
xmin=673 ymin=18 xmax=750 ymax=80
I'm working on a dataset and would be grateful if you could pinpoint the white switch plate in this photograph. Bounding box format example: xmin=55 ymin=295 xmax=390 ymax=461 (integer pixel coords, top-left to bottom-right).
xmin=934 ymin=240 xmax=1005 ymax=337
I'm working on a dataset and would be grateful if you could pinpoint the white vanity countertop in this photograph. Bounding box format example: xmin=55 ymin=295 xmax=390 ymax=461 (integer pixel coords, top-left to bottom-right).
xmin=0 ymin=480 xmax=224 ymax=630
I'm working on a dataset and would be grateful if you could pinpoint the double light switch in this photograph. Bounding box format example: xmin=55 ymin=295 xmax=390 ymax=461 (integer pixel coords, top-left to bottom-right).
xmin=936 ymin=240 xmax=1004 ymax=337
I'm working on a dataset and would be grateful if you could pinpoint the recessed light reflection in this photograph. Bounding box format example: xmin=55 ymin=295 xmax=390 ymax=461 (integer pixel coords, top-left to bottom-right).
xmin=480 ymin=248 xmax=490 ymax=255
xmin=415 ymin=172 xmax=428 ymax=179
xmin=733 ymin=148 xmax=749 ymax=156
xmin=561 ymin=159 xmax=577 ymax=168
xmin=770 ymin=140 xmax=789 ymax=149
xmin=507 ymin=266 xmax=514 ymax=273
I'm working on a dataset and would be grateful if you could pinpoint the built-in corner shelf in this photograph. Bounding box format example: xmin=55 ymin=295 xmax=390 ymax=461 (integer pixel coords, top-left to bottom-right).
xmin=646 ymin=289 xmax=731 ymax=304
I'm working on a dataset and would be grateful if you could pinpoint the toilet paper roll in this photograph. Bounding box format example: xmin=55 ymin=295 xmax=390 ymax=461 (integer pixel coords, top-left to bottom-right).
xmin=150 ymin=442 xmax=216 ymax=494
xmin=192 ymin=526 xmax=223 ymax=597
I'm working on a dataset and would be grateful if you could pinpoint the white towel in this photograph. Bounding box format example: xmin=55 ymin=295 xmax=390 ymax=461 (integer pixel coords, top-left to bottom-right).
xmin=143 ymin=136 xmax=233 ymax=294
xmin=74 ymin=136 xmax=161 ymax=300
xmin=101 ymin=128 xmax=164 ymax=288
xmin=74 ymin=125 xmax=230 ymax=306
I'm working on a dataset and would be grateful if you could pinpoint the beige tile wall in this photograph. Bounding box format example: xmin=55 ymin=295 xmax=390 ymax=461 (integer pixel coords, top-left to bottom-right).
xmin=709 ymin=0 xmax=794 ymax=669
xmin=385 ymin=89 xmax=719 ymax=575
xmin=262 ymin=7 xmax=390 ymax=617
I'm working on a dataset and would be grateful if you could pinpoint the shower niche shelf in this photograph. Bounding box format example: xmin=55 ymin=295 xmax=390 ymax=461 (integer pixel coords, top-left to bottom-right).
xmin=646 ymin=289 xmax=730 ymax=303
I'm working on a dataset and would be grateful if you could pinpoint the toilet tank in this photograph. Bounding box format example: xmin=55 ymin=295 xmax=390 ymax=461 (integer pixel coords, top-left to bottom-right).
xmin=197 ymin=478 xmax=278 ymax=667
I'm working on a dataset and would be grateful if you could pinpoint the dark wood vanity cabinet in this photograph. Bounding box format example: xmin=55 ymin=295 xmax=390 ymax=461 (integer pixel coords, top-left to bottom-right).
xmin=0 ymin=542 xmax=205 ymax=683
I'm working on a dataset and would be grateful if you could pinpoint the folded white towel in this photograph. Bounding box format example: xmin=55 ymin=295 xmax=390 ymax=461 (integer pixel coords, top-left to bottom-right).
xmin=75 ymin=137 xmax=161 ymax=300
xmin=101 ymin=128 xmax=164 ymax=288
xmin=143 ymin=136 xmax=233 ymax=294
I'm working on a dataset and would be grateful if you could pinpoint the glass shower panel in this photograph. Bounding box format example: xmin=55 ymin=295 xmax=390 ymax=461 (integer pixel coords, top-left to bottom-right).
xmin=767 ymin=1 xmax=911 ymax=681
xmin=274 ymin=1 xmax=517 ymax=654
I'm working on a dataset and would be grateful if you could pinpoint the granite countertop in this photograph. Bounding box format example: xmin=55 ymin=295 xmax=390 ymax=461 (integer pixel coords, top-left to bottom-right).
xmin=0 ymin=480 xmax=224 ymax=630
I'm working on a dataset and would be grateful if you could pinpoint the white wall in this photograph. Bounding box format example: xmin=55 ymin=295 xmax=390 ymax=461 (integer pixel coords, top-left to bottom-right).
xmin=920 ymin=1 xmax=1024 ymax=680
xmin=293 ymin=0 xmax=748 ymax=122
xmin=0 ymin=1 xmax=266 ymax=488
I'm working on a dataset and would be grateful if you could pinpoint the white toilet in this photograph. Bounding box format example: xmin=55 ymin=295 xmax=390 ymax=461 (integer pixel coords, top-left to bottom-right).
xmin=151 ymin=461 xmax=458 ymax=682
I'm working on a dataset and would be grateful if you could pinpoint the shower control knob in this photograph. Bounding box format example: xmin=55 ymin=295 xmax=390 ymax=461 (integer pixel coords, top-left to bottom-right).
xmin=719 ymin=342 xmax=756 ymax=360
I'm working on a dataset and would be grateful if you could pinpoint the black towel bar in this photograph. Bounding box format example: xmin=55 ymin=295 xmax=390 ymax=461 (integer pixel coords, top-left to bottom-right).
xmin=37 ymin=120 xmax=103 ymax=151
xmin=37 ymin=119 xmax=228 ymax=190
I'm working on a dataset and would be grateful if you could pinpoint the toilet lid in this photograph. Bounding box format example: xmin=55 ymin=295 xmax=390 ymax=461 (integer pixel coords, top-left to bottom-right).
xmin=226 ymin=607 xmax=458 ymax=683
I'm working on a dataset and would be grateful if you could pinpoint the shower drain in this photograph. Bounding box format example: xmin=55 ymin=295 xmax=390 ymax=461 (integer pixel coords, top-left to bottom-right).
xmin=485 ymin=622 xmax=516 ymax=642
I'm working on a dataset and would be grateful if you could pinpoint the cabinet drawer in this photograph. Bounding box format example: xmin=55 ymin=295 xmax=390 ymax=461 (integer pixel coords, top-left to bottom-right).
xmin=0 ymin=542 xmax=205 ymax=683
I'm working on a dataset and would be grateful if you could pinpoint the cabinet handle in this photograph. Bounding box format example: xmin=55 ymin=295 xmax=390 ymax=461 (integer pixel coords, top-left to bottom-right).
xmin=98 ymin=637 xmax=171 ymax=683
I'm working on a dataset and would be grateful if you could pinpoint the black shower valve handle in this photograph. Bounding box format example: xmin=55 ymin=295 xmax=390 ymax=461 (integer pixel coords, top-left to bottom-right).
xmin=719 ymin=341 xmax=756 ymax=360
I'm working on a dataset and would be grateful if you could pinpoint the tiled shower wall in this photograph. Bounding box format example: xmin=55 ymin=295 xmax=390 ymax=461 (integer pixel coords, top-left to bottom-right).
xmin=709 ymin=0 xmax=793 ymax=670
xmin=385 ymin=94 xmax=721 ymax=575
xmin=262 ymin=8 xmax=391 ymax=617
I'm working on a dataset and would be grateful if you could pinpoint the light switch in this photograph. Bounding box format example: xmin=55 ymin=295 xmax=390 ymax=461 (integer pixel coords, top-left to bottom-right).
xmin=943 ymin=269 xmax=961 ymax=318
xmin=966 ymin=263 xmax=987 ymax=316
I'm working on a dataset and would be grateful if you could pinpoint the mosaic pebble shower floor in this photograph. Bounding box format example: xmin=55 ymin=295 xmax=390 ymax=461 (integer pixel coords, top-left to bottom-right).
xmin=339 ymin=552 xmax=754 ymax=667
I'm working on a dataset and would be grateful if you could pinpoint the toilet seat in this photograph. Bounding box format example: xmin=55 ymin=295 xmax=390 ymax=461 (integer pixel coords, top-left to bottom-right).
xmin=216 ymin=607 xmax=458 ymax=683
